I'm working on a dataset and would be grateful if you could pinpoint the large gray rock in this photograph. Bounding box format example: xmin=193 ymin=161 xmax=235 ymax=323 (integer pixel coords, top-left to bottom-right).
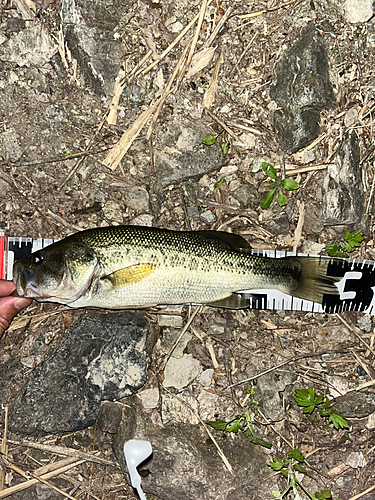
xmin=60 ymin=0 xmax=124 ymax=95
xmin=8 ymin=312 xmax=148 ymax=435
xmin=155 ymin=118 xmax=226 ymax=188
xmin=113 ymin=400 xmax=278 ymax=500
xmin=270 ymin=23 xmax=334 ymax=154
xmin=322 ymin=130 xmax=364 ymax=230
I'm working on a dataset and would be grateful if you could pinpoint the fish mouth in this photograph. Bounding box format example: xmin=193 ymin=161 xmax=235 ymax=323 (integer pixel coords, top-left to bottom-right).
xmin=13 ymin=262 xmax=39 ymax=298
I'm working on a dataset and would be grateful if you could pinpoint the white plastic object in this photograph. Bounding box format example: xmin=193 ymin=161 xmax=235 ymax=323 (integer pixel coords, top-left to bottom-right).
xmin=124 ymin=439 xmax=152 ymax=500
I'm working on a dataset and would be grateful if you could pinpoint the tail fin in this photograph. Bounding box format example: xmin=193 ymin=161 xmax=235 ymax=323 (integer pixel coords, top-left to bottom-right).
xmin=283 ymin=256 xmax=340 ymax=304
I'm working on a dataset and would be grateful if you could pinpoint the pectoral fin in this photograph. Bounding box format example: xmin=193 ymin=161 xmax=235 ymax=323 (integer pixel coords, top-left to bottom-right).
xmin=206 ymin=294 xmax=250 ymax=309
xmin=103 ymin=263 xmax=156 ymax=288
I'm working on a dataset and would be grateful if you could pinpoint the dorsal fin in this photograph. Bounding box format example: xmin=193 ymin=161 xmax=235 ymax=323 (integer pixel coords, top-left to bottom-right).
xmin=195 ymin=230 xmax=252 ymax=253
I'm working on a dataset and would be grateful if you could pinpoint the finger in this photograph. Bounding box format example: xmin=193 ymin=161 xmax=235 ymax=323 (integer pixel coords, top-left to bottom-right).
xmin=0 ymin=296 xmax=32 ymax=334
xmin=0 ymin=279 xmax=16 ymax=297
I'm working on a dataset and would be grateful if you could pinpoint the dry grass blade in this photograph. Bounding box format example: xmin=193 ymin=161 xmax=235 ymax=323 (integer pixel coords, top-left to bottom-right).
xmin=142 ymin=0 xmax=213 ymax=76
xmin=203 ymin=5 xmax=233 ymax=48
xmin=204 ymin=108 xmax=238 ymax=141
xmin=201 ymin=51 xmax=223 ymax=116
xmin=103 ymin=98 xmax=161 ymax=170
xmin=0 ymin=407 xmax=8 ymax=491
xmin=229 ymin=32 xmax=258 ymax=77
xmin=6 ymin=439 xmax=116 ymax=466
xmin=146 ymin=41 xmax=191 ymax=140
xmin=186 ymin=46 xmax=216 ymax=79
xmin=237 ymin=0 xmax=298 ymax=19
xmin=292 ymin=200 xmax=305 ymax=253
xmin=185 ymin=0 xmax=210 ymax=74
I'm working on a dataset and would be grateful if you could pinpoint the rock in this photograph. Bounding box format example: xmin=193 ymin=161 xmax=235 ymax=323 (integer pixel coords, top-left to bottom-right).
xmin=102 ymin=200 xmax=123 ymax=223
xmin=139 ymin=387 xmax=160 ymax=409
xmin=8 ymin=312 xmax=148 ymax=435
xmin=0 ymin=130 xmax=23 ymax=162
xmin=233 ymin=132 xmax=256 ymax=150
xmin=0 ymin=23 xmax=57 ymax=67
xmin=125 ymin=186 xmax=149 ymax=212
xmin=97 ymin=401 xmax=123 ymax=434
xmin=302 ymin=199 xmax=324 ymax=235
xmin=199 ymin=369 xmax=214 ymax=387
xmin=344 ymin=107 xmax=358 ymax=127
xmin=161 ymin=392 xmax=199 ymax=424
xmin=256 ymin=370 xmax=297 ymax=421
xmin=163 ymin=354 xmax=202 ymax=390
xmin=113 ymin=401 xmax=278 ymax=500
xmin=155 ymin=118 xmax=226 ymax=188
xmin=334 ymin=391 xmax=375 ymax=418
xmin=321 ymin=130 xmax=364 ymax=230
xmin=357 ymin=314 xmax=372 ymax=332
xmin=270 ymin=23 xmax=334 ymax=154
xmin=200 ymin=209 xmax=216 ymax=224
xmin=232 ymin=183 xmax=258 ymax=207
xmin=344 ymin=0 xmax=374 ymax=23
xmin=60 ymin=0 xmax=124 ymax=95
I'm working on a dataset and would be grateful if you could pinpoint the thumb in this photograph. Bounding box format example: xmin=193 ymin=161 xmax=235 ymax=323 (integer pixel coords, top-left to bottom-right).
xmin=0 ymin=296 xmax=32 ymax=334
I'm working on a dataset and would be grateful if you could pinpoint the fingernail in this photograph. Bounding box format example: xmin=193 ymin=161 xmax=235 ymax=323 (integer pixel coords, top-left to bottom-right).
xmin=14 ymin=298 xmax=32 ymax=311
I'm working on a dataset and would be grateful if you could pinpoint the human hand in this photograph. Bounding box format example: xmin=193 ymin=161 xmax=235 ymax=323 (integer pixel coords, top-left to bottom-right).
xmin=0 ymin=280 xmax=32 ymax=335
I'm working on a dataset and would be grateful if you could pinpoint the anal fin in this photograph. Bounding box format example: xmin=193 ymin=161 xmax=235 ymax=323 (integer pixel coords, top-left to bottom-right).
xmin=103 ymin=263 xmax=156 ymax=288
xmin=206 ymin=294 xmax=250 ymax=309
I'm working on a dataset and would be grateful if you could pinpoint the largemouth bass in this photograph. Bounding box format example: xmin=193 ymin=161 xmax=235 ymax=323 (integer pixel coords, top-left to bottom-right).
xmin=13 ymin=225 xmax=340 ymax=309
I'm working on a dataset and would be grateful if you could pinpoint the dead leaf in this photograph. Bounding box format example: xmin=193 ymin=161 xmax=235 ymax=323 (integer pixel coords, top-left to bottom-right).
xmin=186 ymin=47 xmax=216 ymax=78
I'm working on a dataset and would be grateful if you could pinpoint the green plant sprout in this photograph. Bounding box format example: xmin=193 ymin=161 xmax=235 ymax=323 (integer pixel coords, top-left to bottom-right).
xmin=268 ymin=449 xmax=340 ymax=500
xmin=202 ymin=130 xmax=229 ymax=155
xmin=325 ymin=230 xmax=364 ymax=257
xmin=294 ymin=388 xmax=349 ymax=431
xmin=260 ymin=162 xmax=300 ymax=209
xmin=207 ymin=388 xmax=272 ymax=448
xmin=62 ymin=150 xmax=74 ymax=156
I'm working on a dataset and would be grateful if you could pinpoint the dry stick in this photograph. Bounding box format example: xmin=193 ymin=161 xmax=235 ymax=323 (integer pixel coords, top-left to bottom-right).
xmin=337 ymin=314 xmax=375 ymax=358
xmin=0 ymin=407 xmax=8 ymax=491
xmin=142 ymin=0 xmax=213 ymax=76
xmin=3 ymin=458 xmax=79 ymax=500
xmin=348 ymin=485 xmax=375 ymax=500
xmin=237 ymin=0 xmax=298 ymax=19
xmin=146 ymin=40 xmax=191 ymax=140
xmin=203 ymin=5 xmax=233 ymax=48
xmin=6 ymin=439 xmax=116 ymax=466
xmin=292 ymin=200 xmax=305 ymax=253
xmin=0 ymin=460 xmax=86 ymax=499
xmin=160 ymin=306 xmax=202 ymax=371
xmin=203 ymin=108 xmax=239 ymax=141
xmin=0 ymin=174 xmax=60 ymax=237
xmin=185 ymin=0 xmax=209 ymax=73
xmin=285 ymin=164 xmax=327 ymax=176
xmin=229 ymin=32 xmax=258 ymax=77
xmin=163 ymin=387 xmax=233 ymax=474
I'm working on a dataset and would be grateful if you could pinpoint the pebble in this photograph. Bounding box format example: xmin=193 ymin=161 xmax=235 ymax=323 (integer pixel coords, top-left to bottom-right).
xmin=125 ymin=185 xmax=149 ymax=212
xmin=102 ymin=200 xmax=123 ymax=224
xmin=163 ymin=354 xmax=202 ymax=389
xmin=344 ymin=0 xmax=374 ymax=23
xmin=200 ymin=209 xmax=216 ymax=224
xmin=199 ymin=369 xmax=214 ymax=387
xmin=139 ymin=387 xmax=160 ymax=409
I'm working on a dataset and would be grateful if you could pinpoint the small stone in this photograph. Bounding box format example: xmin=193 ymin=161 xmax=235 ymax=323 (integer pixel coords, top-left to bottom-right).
xmin=125 ymin=186 xmax=149 ymax=212
xmin=0 ymin=130 xmax=23 ymax=162
xmin=301 ymin=240 xmax=325 ymax=255
xmin=345 ymin=452 xmax=366 ymax=468
xmin=102 ymin=200 xmax=123 ymax=223
xmin=220 ymin=105 xmax=231 ymax=113
xmin=344 ymin=107 xmax=358 ymax=127
xmin=326 ymin=375 xmax=356 ymax=398
xmin=252 ymin=157 xmax=271 ymax=173
xmin=233 ymin=132 xmax=256 ymax=150
xmin=219 ymin=164 xmax=238 ymax=178
xmin=163 ymin=354 xmax=201 ymax=390
xmin=123 ymin=84 xmax=141 ymax=103
xmin=357 ymin=314 xmax=372 ymax=332
xmin=158 ymin=315 xmax=183 ymax=328
xmin=208 ymin=325 xmax=225 ymax=335
xmin=200 ymin=210 xmax=216 ymax=224
xmin=199 ymin=369 xmax=214 ymax=387
xmin=344 ymin=0 xmax=374 ymax=23
xmin=168 ymin=21 xmax=184 ymax=33
xmin=139 ymin=387 xmax=160 ymax=409
xmin=130 ymin=214 xmax=154 ymax=226
xmin=97 ymin=402 xmax=123 ymax=434
xmin=366 ymin=411 xmax=375 ymax=430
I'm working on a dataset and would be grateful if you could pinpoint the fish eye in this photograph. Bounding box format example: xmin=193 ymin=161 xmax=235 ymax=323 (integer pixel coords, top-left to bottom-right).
xmin=32 ymin=252 xmax=43 ymax=265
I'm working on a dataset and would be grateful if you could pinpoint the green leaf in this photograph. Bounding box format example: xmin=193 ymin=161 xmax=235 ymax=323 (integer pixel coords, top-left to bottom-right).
xmin=267 ymin=457 xmax=288 ymax=471
xmin=206 ymin=419 xmax=228 ymax=431
xmin=288 ymin=449 xmax=305 ymax=463
xmin=314 ymin=490 xmax=332 ymax=500
xmin=215 ymin=177 xmax=224 ymax=193
xmin=277 ymin=190 xmax=288 ymax=207
xmin=220 ymin=142 xmax=229 ymax=155
xmin=295 ymin=388 xmax=323 ymax=414
xmin=325 ymin=242 xmax=348 ymax=258
xmin=260 ymin=186 xmax=277 ymax=210
xmin=281 ymin=178 xmax=300 ymax=191
xmin=262 ymin=162 xmax=278 ymax=180
xmin=203 ymin=134 xmax=217 ymax=145
xmin=250 ymin=436 xmax=272 ymax=449
xmin=226 ymin=420 xmax=242 ymax=433
xmin=343 ymin=230 xmax=364 ymax=252
xmin=294 ymin=463 xmax=307 ymax=474
xmin=62 ymin=150 xmax=74 ymax=156
xmin=329 ymin=412 xmax=349 ymax=430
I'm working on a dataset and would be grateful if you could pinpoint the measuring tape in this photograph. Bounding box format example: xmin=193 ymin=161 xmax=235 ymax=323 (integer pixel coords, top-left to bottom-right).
xmin=1 ymin=224 xmax=375 ymax=315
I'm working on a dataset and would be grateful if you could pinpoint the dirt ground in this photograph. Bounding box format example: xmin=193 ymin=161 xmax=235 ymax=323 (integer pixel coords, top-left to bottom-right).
xmin=1 ymin=0 xmax=375 ymax=498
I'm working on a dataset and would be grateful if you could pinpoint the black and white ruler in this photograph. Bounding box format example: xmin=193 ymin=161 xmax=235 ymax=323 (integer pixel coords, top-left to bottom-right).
xmin=1 ymin=226 xmax=375 ymax=314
